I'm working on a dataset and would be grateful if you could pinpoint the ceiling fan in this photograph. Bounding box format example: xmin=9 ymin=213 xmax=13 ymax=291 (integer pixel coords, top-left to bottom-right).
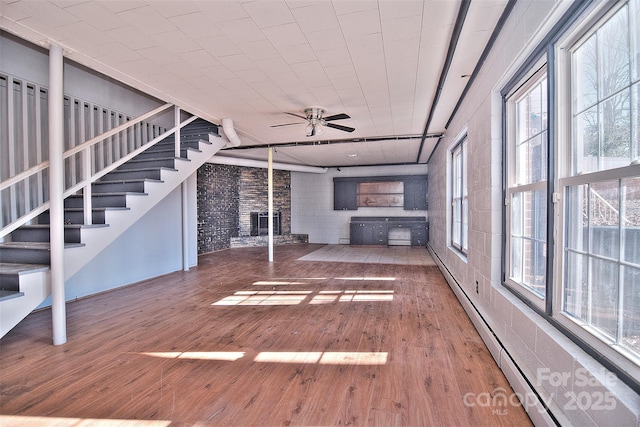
xmin=271 ymin=106 xmax=355 ymax=137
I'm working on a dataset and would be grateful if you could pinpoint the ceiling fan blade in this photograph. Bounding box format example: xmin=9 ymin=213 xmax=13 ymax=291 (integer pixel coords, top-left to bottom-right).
xmin=325 ymin=122 xmax=355 ymax=133
xmin=284 ymin=112 xmax=308 ymax=120
xmin=270 ymin=121 xmax=305 ymax=128
xmin=324 ymin=113 xmax=350 ymax=121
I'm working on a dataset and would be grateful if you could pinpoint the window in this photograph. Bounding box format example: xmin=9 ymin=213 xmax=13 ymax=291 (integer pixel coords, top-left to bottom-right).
xmin=451 ymin=136 xmax=468 ymax=255
xmin=559 ymin=0 xmax=640 ymax=364
xmin=503 ymin=0 xmax=640 ymax=384
xmin=505 ymin=69 xmax=548 ymax=305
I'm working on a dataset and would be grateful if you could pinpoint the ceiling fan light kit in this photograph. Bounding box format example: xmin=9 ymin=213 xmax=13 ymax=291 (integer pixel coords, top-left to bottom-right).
xmin=271 ymin=106 xmax=355 ymax=137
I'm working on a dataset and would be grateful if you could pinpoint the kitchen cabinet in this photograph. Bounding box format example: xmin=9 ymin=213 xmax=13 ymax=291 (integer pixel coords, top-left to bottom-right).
xmin=334 ymin=180 xmax=357 ymax=210
xmin=334 ymin=175 xmax=427 ymax=211
xmin=349 ymin=216 xmax=428 ymax=246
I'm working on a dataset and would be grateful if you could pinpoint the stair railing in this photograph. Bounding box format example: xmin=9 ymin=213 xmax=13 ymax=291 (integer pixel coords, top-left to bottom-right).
xmin=0 ymin=101 xmax=198 ymax=239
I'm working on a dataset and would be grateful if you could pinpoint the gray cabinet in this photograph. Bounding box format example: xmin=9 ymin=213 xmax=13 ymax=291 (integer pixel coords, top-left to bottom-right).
xmin=349 ymin=216 xmax=428 ymax=246
xmin=334 ymin=175 xmax=427 ymax=211
xmin=410 ymin=224 xmax=428 ymax=246
xmin=334 ymin=180 xmax=357 ymax=210
xmin=349 ymin=221 xmax=387 ymax=245
xmin=404 ymin=179 xmax=428 ymax=210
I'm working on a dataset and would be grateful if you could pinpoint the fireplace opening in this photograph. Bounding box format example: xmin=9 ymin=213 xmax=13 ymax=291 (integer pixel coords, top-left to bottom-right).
xmin=250 ymin=211 xmax=281 ymax=236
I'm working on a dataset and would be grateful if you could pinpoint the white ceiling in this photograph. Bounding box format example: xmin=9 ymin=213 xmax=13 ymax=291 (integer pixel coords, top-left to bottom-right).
xmin=0 ymin=0 xmax=508 ymax=168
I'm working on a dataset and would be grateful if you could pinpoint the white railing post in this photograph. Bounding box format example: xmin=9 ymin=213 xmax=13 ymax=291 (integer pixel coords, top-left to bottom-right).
xmin=83 ymin=148 xmax=92 ymax=226
xmin=49 ymin=43 xmax=66 ymax=345
xmin=182 ymin=180 xmax=189 ymax=271
xmin=174 ymin=106 xmax=181 ymax=158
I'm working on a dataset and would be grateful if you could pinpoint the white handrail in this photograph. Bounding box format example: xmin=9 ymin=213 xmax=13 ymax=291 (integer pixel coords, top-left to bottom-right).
xmin=63 ymin=103 xmax=173 ymax=159
xmin=0 ymin=103 xmax=200 ymax=239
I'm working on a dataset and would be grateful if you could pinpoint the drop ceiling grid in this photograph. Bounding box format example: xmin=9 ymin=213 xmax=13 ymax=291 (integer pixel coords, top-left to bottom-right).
xmin=0 ymin=0 xmax=511 ymax=166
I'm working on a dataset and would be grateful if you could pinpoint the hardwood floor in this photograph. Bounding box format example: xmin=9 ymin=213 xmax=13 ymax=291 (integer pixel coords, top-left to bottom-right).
xmin=0 ymin=244 xmax=532 ymax=426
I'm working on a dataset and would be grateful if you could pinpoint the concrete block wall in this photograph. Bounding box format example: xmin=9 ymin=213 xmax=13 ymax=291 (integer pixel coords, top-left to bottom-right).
xmin=426 ymin=0 xmax=640 ymax=425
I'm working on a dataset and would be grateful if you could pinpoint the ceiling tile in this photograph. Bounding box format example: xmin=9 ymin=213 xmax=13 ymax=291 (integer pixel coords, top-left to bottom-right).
xmin=217 ymin=53 xmax=254 ymax=71
xmin=117 ymin=5 xmax=176 ymax=36
xmin=104 ymin=25 xmax=158 ymax=51
xmin=337 ymin=9 xmax=381 ymax=36
xmin=315 ymin=47 xmax=352 ymax=67
xmin=152 ymin=30 xmax=203 ymax=55
xmin=305 ymin=28 xmax=347 ymax=52
xmin=263 ymin=22 xmax=306 ymax=48
xmin=378 ymin=0 xmax=424 ymax=20
xmin=332 ymin=1 xmax=378 ymax=16
xmin=178 ymin=49 xmax=221 ymax=68
xmin=242 ymin=0 xmax=295 ymax=29
xmin=290 ymin=61 xmax=330 ymax=88
xmin=151 ymin=0 xmax=200 ymax=18
xmin=279 ymin=43 xmax=317 ymax=64
xmin=169 ymin=12 xmax=223 ymax=39
xmin=137 ymin=45 xmax=183 ymax=66
xmin=11 ymin=0 xmax=78 ymax=27
xmin=197 ymin=34 xmax=242 ymax=58
xmin=381 ymin=15 xmax=422 ymax=42
xmin=96 ymin=1 xmax=147 ymax=14
xmin=238 ymin=39 xmax=280 ymax=61
xmin=63 ymin=2 xmax=125 ymax=32
xmin=290 ymin=3 xmax=341 ymax=32
xmin=218 ymin=18 xmax=265 ymax=44
xmin=196 ymin=0 xmax=248 ymax=23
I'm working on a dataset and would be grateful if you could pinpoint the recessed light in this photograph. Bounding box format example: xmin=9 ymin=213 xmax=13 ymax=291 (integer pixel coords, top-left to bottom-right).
xmin=346 ymin=154 xmax=358 ymax=158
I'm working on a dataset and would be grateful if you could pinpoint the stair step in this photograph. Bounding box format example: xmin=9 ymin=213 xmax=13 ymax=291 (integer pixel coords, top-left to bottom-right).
xmin=93 ymin=178 xmax=162 ymax=194
xmin=0 ymin=242 xmax=84 ymax=264
xmin=153 ymin=139 xmax=212 ymax=150
xmin=65 ymin=192 xmax=147 ymax=208
xmin=0 ymin=290 xmax=24 ymax=301
xmin=38 ymin=207 xmax=129 ymax=225
xmin=0 ymin=262 xmax=50 ymax=291
xmin=106 ymin=167 xmax=176 ymax=181
xmin=134 ymin=147 xmax=200 ymax=161
xmin=11 ymin=224 xmax=108 ymax=244
xmin=117 ymin=157 xmax=190 ymax=170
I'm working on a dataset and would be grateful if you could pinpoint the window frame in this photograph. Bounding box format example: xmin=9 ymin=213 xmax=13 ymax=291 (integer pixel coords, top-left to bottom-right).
xmin=450 ymin=133 xmax=468 ymax=256
xmin=500 ymin=0 xmax=640 ymax=393
xmin=504 ymin=65 xmax=549 ymax=310
xmin=554 ymin=0 xmax=640 ymax=379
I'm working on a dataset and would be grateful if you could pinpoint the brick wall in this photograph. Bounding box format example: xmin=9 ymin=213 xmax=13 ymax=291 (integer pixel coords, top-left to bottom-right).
xmin=197 ymin=164 xmax=292 ymax=254
xmin=238 ymin=168 xmax=291 ymax=236
xmin=197 ymin=163 xmax=240 ymax=254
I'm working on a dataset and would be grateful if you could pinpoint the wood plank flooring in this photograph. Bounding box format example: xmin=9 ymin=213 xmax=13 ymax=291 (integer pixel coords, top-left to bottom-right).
xmin=0 ymin=244 xmax=532 ymax=426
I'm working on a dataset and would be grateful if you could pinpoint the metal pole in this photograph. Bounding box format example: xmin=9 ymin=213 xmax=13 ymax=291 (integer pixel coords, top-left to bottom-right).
xmin=268 ymin=147 xmax=274 ymax=262
xmin=49 ymin=44 xmax=66 ymax=345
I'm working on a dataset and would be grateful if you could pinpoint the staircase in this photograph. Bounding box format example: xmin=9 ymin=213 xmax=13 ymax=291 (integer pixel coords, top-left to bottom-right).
xmin=0 ymin=118 xmax=225 ymax=338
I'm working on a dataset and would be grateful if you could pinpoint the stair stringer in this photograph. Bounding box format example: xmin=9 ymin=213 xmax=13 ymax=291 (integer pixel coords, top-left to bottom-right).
xmin=0 ymin=268 xmax=50 ymax=338
xmin=63 ymin=134 xmax=226 ymax=281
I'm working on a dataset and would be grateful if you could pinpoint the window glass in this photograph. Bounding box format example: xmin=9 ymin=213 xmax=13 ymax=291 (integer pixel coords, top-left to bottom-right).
xmin=451 ymin=138 xmax=467 ymax=254
xmin=572 ymin=4 xmax=636 ymax=173
xmin=506 ymin=72 xmax=548 ymax=300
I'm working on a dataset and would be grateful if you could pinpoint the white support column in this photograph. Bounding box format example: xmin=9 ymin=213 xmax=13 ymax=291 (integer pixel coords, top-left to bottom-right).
xmin=181 ymin=180 xmax=189 ymax=271
xmin=268 ymin=147 xmax=274 ymax=263
xmin=49 ymin=44 xmax=66 ymax=345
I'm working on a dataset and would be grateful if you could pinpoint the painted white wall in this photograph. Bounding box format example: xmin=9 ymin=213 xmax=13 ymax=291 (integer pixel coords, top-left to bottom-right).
xmin=37 ymin=180 xmax=197 ymax=307
xmin=291 ymin=164 xmax=428 ymax=244
xmin=0 ymin=32 xmax=161 ymax=117
xmin=427 ymin=1 xmax=640 ymax=425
